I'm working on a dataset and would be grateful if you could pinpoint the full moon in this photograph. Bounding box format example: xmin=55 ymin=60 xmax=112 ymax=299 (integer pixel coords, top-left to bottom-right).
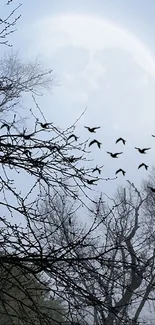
xmin=32 ymin=14 xmax=155 ymax=77
xmin=27 ymin=14 xmax=155 ymax=129
xmin=22 ymin=14 xmax=155 ymax=189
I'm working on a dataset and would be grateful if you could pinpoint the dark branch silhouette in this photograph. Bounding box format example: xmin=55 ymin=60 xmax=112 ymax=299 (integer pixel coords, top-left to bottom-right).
xmin=147 ymin=186 xmax=155 ymax=192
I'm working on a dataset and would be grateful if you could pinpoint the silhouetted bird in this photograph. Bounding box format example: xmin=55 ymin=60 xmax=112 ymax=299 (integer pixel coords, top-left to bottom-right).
xmin=147 ymin=186 xmax=155 ymax=192
xmin=135 ymin=147 xmax=151 ymax=154
xmin=92 ymin=166 xmax=102 ymax=174
xmin=67 ymin=156 xmax=82 ymax=163
xmin=1 ymin=123 xmax=10 ymax=131
xmin=107 ymin=152 xmax=123 ymax=158
xmin=39 ymin=122 xmax=52 ymax=129
xmin=152 ymin=135 xmax=155 ymax=137
xmin=67 ymin=134 xmax=78 ymax=141
xmin=115 ymin=137 xmax=126 ymax=145
xmin=115 ymin=169 xmax=126 ymax=176
xmin=6 ymin=0 xmax=13 ymax=5
xmin=69 ymin=217 xmax=71 ymax=226
xmin=23 ymin=133 xmax=33 ymax=140
xmin=84 ymin=126 xmax=100 ymax=133
xmin=89 ymin=139 xmax=102 ymax=148
xmin=138 ymin=163 xmax=148 ymax=170
xmin=87 ymin=179 xmax=98 ymax=185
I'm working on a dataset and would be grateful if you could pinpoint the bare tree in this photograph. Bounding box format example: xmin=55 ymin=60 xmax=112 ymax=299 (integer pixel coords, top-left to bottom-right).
xmin=0 ymin=0 xmax=21 ymax=47
xmin=0 ymin=51 xmax=54 ymax=115
xmin=0 ymin=2 xmax=118 ymax=324
xmin=0 ymin=1 xmax=54 ymax=115
xmin=0 ymin=259 xmax=67 ymax=324
xmin=35 ymin=177 xmax=155 ymax=325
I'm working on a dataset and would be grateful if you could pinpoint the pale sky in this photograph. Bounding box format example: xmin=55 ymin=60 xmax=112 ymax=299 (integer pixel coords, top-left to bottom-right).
xmin=0 ymin=1 xmax=155 ymax=321
xmin=1 ymin=1 xmax=155 ymax=195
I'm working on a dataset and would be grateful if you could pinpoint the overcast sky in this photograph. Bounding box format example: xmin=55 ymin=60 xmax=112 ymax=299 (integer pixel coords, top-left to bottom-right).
xmin=1 ymin=0 xmax=155 ymax=198
xmin=1 ymin=1 xmax=155 ymax=320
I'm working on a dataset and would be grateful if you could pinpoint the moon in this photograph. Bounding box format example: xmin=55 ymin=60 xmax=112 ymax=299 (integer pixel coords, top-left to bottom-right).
xmin=22 ymin=14 xmax=155 ymax=188
xmin=33 ymin=14 xmax=155 ymax=76
xmin=27 ymin=14 xmax=155 ymax=127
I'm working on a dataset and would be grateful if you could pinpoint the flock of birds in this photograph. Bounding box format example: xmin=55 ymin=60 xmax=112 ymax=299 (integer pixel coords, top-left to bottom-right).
xmin=1 ymin=120 xmax=155 ymax=191
xmin=84 ymin=126 xmax=151 ymax=175
xmin=67 ymin=125 xmax=155 ymax=191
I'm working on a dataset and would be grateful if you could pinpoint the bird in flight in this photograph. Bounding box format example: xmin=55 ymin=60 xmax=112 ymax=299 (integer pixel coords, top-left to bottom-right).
xmin=147 ymin=186 xmax=155 ymax=192
xmin=107 ymin=152 xmax=123 ymax=158
xmin=22 ymin=133 xmax=34 ymax=140
xmin=67 ymin=155 xmax=82 ymax=163
xmin=67 ymin=134 xmax=78 ymax=141
xmin=115 ymin=169 xmax=126 ymax=176
xmin=152 ymin=135 xmax=155 ymax=137
xmin=89 ymin=139 xmax=102 ymax=148
xmin=115 ymin=137 xmax=126 ymax=145
xmin=84 ymin=126 xmax=100 ymax=133
xmin=135 ymin=147 xmax=151 ymax=154
xmin=39 ymin=122 xmax=52 ymax=129
xmin=87 ymin=179 xmax=98 ymax=185
xmin=92 ymin=166 xmax=103 ymax=174
xmin=138 ymin=163 xmax=148 ymax=170
xmin=1 ymin=123 xmax=10 ymax=132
